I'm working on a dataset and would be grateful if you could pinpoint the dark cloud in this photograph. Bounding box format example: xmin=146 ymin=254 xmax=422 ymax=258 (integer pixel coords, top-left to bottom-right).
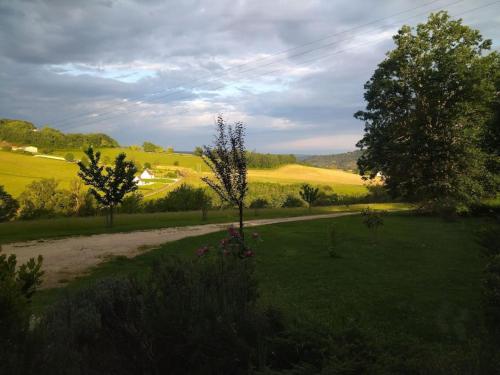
xmin=0 ymin=0 xmax=498 ymax=153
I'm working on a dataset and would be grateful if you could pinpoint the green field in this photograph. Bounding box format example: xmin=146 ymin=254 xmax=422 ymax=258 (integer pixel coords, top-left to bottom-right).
xmin=0 ymin=150 xmax=79 ymax=196
xmin=32 ymin=214 xmax=489 ymax=359
xmin=0 ymin=149 xmax=369 ymax=198
xmin=0 ymin=203 xmax=409 ymax=244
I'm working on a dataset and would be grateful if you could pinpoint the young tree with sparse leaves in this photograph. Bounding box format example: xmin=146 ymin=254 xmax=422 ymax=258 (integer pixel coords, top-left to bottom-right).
xmin=202 ymin=115 xmax=248 ymax=238
xmin=78 ymin=147 xmax=137 ymax=227
xmin=355 ymin=12 xmax=499 ymax=211
xmin=299 ymin=184 xmax=319 ymax=211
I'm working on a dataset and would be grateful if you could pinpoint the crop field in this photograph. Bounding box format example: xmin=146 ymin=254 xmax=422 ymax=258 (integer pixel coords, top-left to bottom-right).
xmin=1 ymin=150 xmax=369 ymax=198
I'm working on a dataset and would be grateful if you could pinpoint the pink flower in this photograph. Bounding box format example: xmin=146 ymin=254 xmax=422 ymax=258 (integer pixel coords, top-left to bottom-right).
xmin=220 ymin=238 xmax=229 ymax=247
xmin=244 ymin=250 xmax=254 ymax=258
xmin=228 ymin=226 xmax=240 ymax=238
xmin=196 ymin=246 xmax=209 ymax=257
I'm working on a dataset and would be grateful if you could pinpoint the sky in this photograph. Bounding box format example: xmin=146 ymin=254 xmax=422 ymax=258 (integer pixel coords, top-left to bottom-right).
xmin=0 ymin=0 xmax=499 ymax=154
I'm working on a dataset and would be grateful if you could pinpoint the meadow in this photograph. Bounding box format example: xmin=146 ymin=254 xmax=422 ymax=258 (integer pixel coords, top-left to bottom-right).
xmin=0 ymin=202 xmax=409 ymax=243
xmin=0 ymin=149 xmax=369 ymax=198
xmin=31 ymin=213 xmax=489 ymax=363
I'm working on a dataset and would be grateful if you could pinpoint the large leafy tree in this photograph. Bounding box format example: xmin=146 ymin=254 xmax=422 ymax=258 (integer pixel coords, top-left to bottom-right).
xmin=355 ymin=12 xmax=499 ymax=210
xmin=202 ymin=115 xmax=248 ymax=238
xmin=78 ymin=147 xmax=137 ymax=227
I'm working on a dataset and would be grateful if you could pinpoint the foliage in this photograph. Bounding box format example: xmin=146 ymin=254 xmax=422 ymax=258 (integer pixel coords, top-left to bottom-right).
xmin=302 ymin=150 xmax=363 ymax=171
xmin=18 ymin=179 xmax=67 ymax=219
xmin=0 ymin=118 xmax=118 ymax=149
xmin=202 ymin=114 xmax=248 ymax=237
xmin=193 ymin=146 xmax=203 ymax=156
xmin=281 ymin=195 xmax=305 ymax=208
xmin=64 ymin=153 xmax=74 ymax=162
xmin=147 ymin=184 xmax=212 ymax=219
xmin=78 ymin=147 xmax=137 ymax=226
xmin=0 ymin=185 xmax=19 ymax=222
xmin=361 ymin=207 xmax=384 ymax=233
xmin=143 ymin=162 xmax=151 ymax=169
xmin=142 ymin=141 xmax=161 ymax=152
xmin=246 ymin=151 xmax=297 ymax=169
xmin=249 ymin=198 xmax=269 ymax=215
xmin=0 ymin=248 xmax=43 ymax=373
xmin=355 ymin=12 xmax=499 ymax=210
xmin=166 ymin=147 xmax=174 ymax=153
xmin=299 ymin=184 xmax=320 ymax=210
xmin=119 ymin=192 xmax=144 ymax=214
xmin=35 ymin=256 xmax=277 ymax=374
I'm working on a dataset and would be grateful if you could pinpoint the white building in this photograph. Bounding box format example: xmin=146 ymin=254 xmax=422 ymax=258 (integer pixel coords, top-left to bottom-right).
xmin=140 ymin=169 xmax=155 ymax=179
xmin=133 ymin=176 xmax=148 ymax=186
xmin=12 ymin=145 xmax=38 ymax=153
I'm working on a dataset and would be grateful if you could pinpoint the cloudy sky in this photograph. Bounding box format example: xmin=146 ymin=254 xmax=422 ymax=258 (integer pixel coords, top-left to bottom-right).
xmin=1 ymin=0 xmax=499 ymax=154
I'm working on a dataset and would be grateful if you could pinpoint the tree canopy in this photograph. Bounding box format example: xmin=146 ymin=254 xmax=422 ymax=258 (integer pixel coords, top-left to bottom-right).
xmin=355 ymin=12 xmax=499 ymax=209
xmin=0 ymin=119 xmax=118 ymax=149
xmin=78 ymin=147 xmax=137 ymax=226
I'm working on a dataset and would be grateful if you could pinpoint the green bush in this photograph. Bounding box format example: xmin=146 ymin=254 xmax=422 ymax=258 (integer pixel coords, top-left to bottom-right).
xmin=0 ymin=248 xmax=43 ymax=374
xmin=119 ymin=192 xmax=144 ymax=214
xmin=281 ymin=195 xmax=305 ymax=208
xmin=0 ymin=185 xmax=19 ymax=222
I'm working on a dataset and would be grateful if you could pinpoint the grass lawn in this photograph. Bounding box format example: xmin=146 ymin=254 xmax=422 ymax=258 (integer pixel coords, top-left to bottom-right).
xmin=0 ymin=203 xmax=409 ymax=244
xmin=32 ymin=213 xmax=488 ymax=350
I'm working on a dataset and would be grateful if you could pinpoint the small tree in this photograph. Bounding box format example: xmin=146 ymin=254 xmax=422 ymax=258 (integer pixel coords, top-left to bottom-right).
xmin=361 ymin=207 xmax=384 ymax=241
xmin=299 ymin=184 xmax=319 ymax=211
xmin=194 ymin=146 xmax=203 ymax=157
xmin=202 ymin=115 xmax=248 ymax=238
xmin=78 ymin=147 xmax=137 ymax=227
xmin=0 ymin=186 xmax=18 ymax=222
xmin=64 ymin=153 xmax=75 ymax=162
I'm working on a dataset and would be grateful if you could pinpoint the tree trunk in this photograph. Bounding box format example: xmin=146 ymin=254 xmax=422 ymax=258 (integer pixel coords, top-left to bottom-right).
xmin=238 ymin=202 xmax=244 ymax=240
xmin=109 ymin=204 xmax=114 ymax=227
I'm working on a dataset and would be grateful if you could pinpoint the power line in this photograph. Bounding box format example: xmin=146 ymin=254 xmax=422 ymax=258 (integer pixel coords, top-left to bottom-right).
xmin=49 ymin=0 xmax=448 ymax=127
xmin=57 ymin=0 xmax=499 ymax=132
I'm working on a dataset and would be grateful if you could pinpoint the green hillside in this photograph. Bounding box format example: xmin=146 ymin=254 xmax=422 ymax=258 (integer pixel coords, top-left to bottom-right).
xmin=0 ymin=118 xmax=118 ymax=149
xmin=303 ymin=150 xmax=363 ymax=171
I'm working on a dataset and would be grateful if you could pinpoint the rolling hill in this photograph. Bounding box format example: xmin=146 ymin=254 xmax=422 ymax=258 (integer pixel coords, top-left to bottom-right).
xmin=302 ymin=150 xmax=362 ymax=171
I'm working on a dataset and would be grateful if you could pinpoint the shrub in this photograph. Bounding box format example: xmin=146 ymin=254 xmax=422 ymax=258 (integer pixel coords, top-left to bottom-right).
xmin=37 ymin=255 xmax=275 ymax=374
xmin=250 ymin=198 xmax=269 ymax=215
xmin=0 ymin=185 xmax=19 ymax=222
xmin=282 ymin=195 xmax=304 ymax=208
xmin=0 ymin=249 xmax=43 ymax=373
xmin=361 ymin=207 xmax=384 ymax=233
xmin=119 ymin=192 xmax=144 ymax=214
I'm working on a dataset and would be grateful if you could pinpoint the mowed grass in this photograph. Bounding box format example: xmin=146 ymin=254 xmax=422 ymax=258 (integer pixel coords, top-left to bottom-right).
xmin=0 ymin=203 xmax=410 ymax=243
xmin=32 ymin=214 xmax=488 ymax=349
xmin=0 ymin=150 xmax=78 ymax=196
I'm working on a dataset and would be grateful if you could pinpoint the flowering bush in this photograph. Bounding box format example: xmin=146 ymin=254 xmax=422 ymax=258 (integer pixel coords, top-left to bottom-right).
xmin=195 ymin=226 xmax=262 ymax=259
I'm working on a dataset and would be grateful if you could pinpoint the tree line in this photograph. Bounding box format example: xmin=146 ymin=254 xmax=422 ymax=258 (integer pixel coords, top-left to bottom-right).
xmin=0 ymin=119 xmax=119 ymax=150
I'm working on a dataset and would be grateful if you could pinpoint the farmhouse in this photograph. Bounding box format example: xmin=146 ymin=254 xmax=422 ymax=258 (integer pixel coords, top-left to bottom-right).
xmin=133 ymin=176 xmax=147 ymax=186
xmin=12 ymin=145 xmax=38 ymax=153
xmin=140 ymin=169 xmax=155 ymax=179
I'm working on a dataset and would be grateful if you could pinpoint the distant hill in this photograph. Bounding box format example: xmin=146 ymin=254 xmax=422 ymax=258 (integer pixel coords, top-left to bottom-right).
xmin=0 ymin=119 xmax=119 ymax=150
xmin=302 ymin=150 xmax=363 ymax=171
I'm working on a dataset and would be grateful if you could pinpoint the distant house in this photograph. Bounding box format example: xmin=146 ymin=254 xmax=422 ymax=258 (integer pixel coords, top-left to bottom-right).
xmin=133 ymin=176 xmax=148 ymax=186
xmin=140 ymin=169 xmax=155 ymax=180
xmin=12 ymin=145 xmax=38 ymax=153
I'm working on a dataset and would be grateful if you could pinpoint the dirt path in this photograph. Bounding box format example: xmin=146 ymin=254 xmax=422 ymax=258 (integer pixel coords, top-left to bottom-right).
xmin=3 ymin=212 xmax=356 ymax=288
